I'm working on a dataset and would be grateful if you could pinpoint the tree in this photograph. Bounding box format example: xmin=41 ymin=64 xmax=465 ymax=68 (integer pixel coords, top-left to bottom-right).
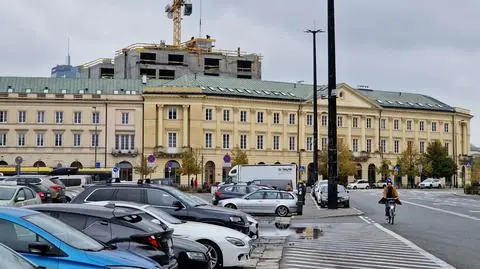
xmin=397 ymin=143 xmax=421 ymax=178
xmin=317 ymin=141 xmax=356 ymax=185
xmin=423 ymin=140 xmax=457 ymax=179
xmin=178 ymin=149 xmax=201 ymax=182
xmin=134 ymin=156 xmax=156 ymax=179
xmin=231 ymin=147 xmax=249 ymax=167
xmin=376 ymin=159 xmax=393 ymax=180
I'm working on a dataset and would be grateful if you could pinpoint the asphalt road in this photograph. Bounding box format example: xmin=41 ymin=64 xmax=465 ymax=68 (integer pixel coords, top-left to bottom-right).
xmin=349 ymin=189 xmax=480 ymax=269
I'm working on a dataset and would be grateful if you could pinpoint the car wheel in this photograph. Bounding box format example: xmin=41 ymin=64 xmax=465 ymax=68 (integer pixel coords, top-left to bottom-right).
xmin=353 ymin=186 xmax=357 ymax=190
xmin=198 ymin=240 xmax=222 ymax=269
xmin=65 ymin=197 xmax=71 ymax=203
xmin=276 ymin=205 xmax=289 ymax=217
xmin=438 ymin=184 xmax=442 ymax=188
xmin=320 ymin=201 xmax=326 ymax=208
xmin=365 ymin=186 xmax=370 ymax=190
xmin=225 ymin=203 xmax=237 ymax=209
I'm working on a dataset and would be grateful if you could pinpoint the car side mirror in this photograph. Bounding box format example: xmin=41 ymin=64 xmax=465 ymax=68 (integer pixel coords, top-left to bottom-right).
xmin=28 ymin=242 xmax=51 ymax=255
xmin=16 ymin=196 xmax=25 ymax=202
xmin=172 ymin=200 xmax=184 ymax=210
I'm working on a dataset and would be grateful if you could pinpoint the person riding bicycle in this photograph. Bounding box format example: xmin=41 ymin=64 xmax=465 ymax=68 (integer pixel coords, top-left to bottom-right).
xmin=380 ymin=178 xmax=401 ymax=219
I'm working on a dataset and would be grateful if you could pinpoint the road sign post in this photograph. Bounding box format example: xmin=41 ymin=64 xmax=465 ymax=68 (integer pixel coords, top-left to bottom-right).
xmin=15 ymin=156 xmax=23 ymax=176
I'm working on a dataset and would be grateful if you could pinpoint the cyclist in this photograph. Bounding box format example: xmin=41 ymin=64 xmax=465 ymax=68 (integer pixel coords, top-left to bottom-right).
xmin=381 ymin=178 xmax=401 ymax=219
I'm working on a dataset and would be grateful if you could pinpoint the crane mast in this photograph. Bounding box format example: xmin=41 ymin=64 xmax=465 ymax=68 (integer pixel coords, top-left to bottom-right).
xmin=165 ymin=0 xmax=192 ymax=47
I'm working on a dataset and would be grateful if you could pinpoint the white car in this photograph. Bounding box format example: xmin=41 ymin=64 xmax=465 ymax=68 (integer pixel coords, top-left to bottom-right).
xmin=347 ymin=180 xmax=370 ymax=189
xmin=88 ymin=200 xmax=253 ymax=269
xmin=419 ymin=178 xmax=442 ymax=189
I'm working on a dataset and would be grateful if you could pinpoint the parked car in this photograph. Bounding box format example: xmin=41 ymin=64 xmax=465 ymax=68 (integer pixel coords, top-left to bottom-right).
xmin=26 ymin=203 xmax=179 ymax=268
xmin=0 ymin=207 xmax=162 ymax=269
xmin=347 ymin=180 xmax=370 ymax=189
xmin=0 ymin=185 xmax=42 ymax=207
xmin=218 ymin=189 xmax=298 ymax=217
xmin=375 ymin=179 xmax=387 ymax=188
xmin=212 ymin=183 xmax=268 ymax=205
xmin=55 ymin=175 xmax=93 ymax=202
xmin=317 ymin=184 xmax=350 ymax=208
xmin=0 ymin=242 xmax=45 ymax=269
xmin=17 ymin=182 xmax=53 ymax=203
xmin=313 ymin=180 xmax=329 ymax=200
xmin=419 ymin=178 xmax=442 ymax=188
xmin=71 ymin=182 xmax=251 ymax=235
xmin=3 ymin=175 xmax=66 ymax=203
xmin=88 ymin=200 xmax=254 ymax=269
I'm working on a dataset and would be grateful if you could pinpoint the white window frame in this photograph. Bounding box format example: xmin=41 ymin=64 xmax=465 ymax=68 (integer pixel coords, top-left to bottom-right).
xmin=444 ymin=123 xmax=449 ymax=133
xmin=366 ymin=117 xmax=372 ymax=129
xmin=273 ymin=112 xmax=280 ymax=125
xmin=306 ymin=114 xmax=313 ymax=126
xmin=36 ymin=133 xmax=44 ymax=147
xmin=321 ymin=137 xmax=328 ymax=151
xmin=205 ymin=108 xmax=213 ymax=121
xmin=406 ymin=120 xmax=412 ymax=131
xmin=17 ymin=132 xmax=25 ymax=147
xmin=419 ymin=141 xmax=425 ymax=153
xmin=321 ymin=115 xmax=328 ymax=126
xmin=419 ymin=121 xmax=425 ymax=131
xmin=288 ymin=113 xmax=296 ymax=125
xmin=257 ymin=111 xmax=264 ymax=123
xmin=380 ymin=119 xmax=386 ymax=129
xmin=73 ymin=133 xmax=81 ymax=147
xmin=445 ymin=142 xmax=449 ymax=154
xmin=55 ymin=111 xmax=64 ymax=124
xmin=352 ymin=138 xmax=359 ymax=152
xmin=289 ymin=136 xmax=296 ymax=151
xmin=240 ymin=110 xmax=247 ymax=122
xmin=273 ymin=135 xmax=280 ymax=150
xmin=0 ymin=111 xmax=7 ymax=123
xmin=337 ymin=116 xmax=343 ymax=127
xmin=222 ymin=134 xmax=230 ymax=149
xmin=18 ymin=111 xmax=26 ymax=123
xmin=393 ymin=119 xmax=399 ymax=130
xmin=121 ymin=112 xmax=129 ymax=125
xmin=240 ymin=134 xmax=247 ymax=149
xmin=168 ymin=132 xmax=177 ymax=148
xmin=92 ymin=111 xmax=100 ymax=124
xmin=54 ymin=133 xmax=63 ymax=147
xmin=431 ymin=122 xmax=437 ymax=132
xmin=74 ymin=111 xmax=82 ymax=124
xmin=394 ymin=140 xmax=400 ymax=153
xmin=91 ymin=133 xmax=99 ymax=147
xmin=366 ymin=139 xmax=372 ymax=153
xmin=223 ymin=109 xmax=230 ymax=121
xmin=168 ymin=107 xmax=177 ymax=120
xmin=205 ymin=133 xmax=212 ymax=148
xmin=257 ymin=135 xmax=264 ymax=150
xmin=115 ymin=134 xmax=135 ymax=150
xmin=380 ymin=139 xmax=387 ymax=153
xmin=37 ymin=111 xmax=45 ymax=123
xmin=306 ymin=136 xmax=313 ymax=151
xmin=0 ymin=132 xmax=6 ymax=146
xmin=352 ymin=117 xmax=359 ymax=128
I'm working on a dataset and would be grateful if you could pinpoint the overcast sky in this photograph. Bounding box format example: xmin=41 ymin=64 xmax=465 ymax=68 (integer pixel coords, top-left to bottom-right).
xmin=1 ymin=0 xmax=479 ymax=145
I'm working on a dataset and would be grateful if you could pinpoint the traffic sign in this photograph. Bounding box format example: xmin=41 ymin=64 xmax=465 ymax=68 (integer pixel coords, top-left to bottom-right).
xmin=394 ymin=165 xmax=400 ymax=172
xmin=223 ymin=154 xmax=231 ymax=163
xmin=299 ymin=166 xmax=305 ymax=173
xmin=15 ymin=156 xmax=23 ymax=165
xmin=112 ymin=167 xmax=120 ymax=179
xmin=95 ymin=162 xmax=101 ymax=168
xmin=147 ymin=154 xmax=156 ymax=163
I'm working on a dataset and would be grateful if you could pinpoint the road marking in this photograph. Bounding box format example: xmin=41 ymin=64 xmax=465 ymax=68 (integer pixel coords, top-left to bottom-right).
xmin=470 ymin=210 xmax=480 ymax=213
xmin=358 ymin=216 xmax=371 ymax=224
xmin=402 ymin=200 xmax=480 ymax=221
xmin=374 ymin=223 xmax=455 ymax=269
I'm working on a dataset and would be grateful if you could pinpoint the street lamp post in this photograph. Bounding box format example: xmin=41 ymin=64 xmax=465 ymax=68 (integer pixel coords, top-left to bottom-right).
xmin=327 ymin=0 xmax=338 ymax=209
xmin=305 ymin=29 xmax=324 ymax=187
xmin=93 ymin=106 xmax=98 ymax=168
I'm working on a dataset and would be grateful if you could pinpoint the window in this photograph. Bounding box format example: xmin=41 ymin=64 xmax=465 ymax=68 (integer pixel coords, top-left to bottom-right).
xmin=17 ymin=132 xmax=25 ymax=146
xmin=380 ymin=139 xmax=387 ymax=153
xmin=121 ymin=112 xmax=129 ymax=124
xmin=444 ymin=123 xmax=449 ymax=133
xmin=91 ymin=133 xmax=99 ymax=147
xmin=321 ymin=137 xmax=328 ymax=151
xmin=431 ymin=122 xmax=437 ymax=132
xmin=115 ymin=189 xmax=143 ymax=203
xmin=55 ymin=111 xmax=64 ymax=124
xmin=273 ymin=112 xmax=280 ymax=124
xmin=0 ymin=111 xmax=7 ymax=123
xmin=306 ymin=114 xmax=313 ymax=126
xmin=168 ymin=107 xmax=177 ymax=120
xmin=92 ymin=111 xmax=100 ymax=124
xmin=352 ymin=139 xmax=359 ymax=152
xmin=321 ymin=115 xmax=328 ymax=126
xmin=394 ymin=140 xmax=400 ymax=153
xmin=257 ymin=111 xmax=264 ymax=123
xmin=222 ymin=134 xmax=230 ymax=149
xmin=352 ymin=117 xmax=359 ymax=128
xmin=223 ymin=109 xmax=230 ymax=121
xmin=288 ymin=113 xmax=296 ymax=125
xmin=205 ymin=108 xmax=213 ymax=121
xmin=289 ymin=136 xmax=296 ymax=151
xmin=147 ymin=189 xmax=177 ymax=207
xmin=54 ymin=133 xmax=63 ymax=147
xmin=240 ymin=110 xmax=247 ymax=122
xmin=73 ymin=134 xmax=81 ymax=147
xmin=0 ymin=132 xmax=6 ymax=146
xmin=86 ymin=188 xmax=115 ymax=201
xmin=407 ymin=120 xmax=412 ymax=131
xmin=115 ymin=134 xmax=135 ymax=150
xmin=445 ymin=142 xmax=449 ymax=154
xmin=393 ymin=119 xmax=399 ymax=130
xmin=240 ymin=134 xmax=247 ymax=149
xmin=205 ymin=133 xmax=212 ymax=148
xmin=273 ymin=135 xmax=280 ymax=150
xmin=74 ymin=111 xmax=82 ymax=124
xmin=306 ymin=137 xmax=313 ymax=151
xmin=37 ymin=111 xmax=45 ymax=123
xmin=36 ymin=133 xmax=44 ymax=147
xmin=366 ymin=117 xmax=372 ymax=129
xmin=168 ymin=132 xmax=177 ymax=147
xmin=419 ymin=121 xmax=425 ymax=131
xmin=257 ymin=135 xmax=264 ymax=150
xmin=337 ymin=116 xmax=343 ymax=127
xmin=18 ymin=111 xmax=26 ymax=123
xmin=419 ymin=141 xmax=425 ymax=153
xmin=380 ymin=119 xmax=386 ymax=129
xmin=366 ymin=139 xmax=372 ymax=153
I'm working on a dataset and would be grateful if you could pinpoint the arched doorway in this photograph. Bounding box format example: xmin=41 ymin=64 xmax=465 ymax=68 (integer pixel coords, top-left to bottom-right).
xmin=274 ymin=162 xmax=281 ymax=164
xmin=0 ymin=160 xmax=8 ymax=166
xmin=356 ymin=163 xmax=362 ymax=179
xmin=368 ymin=164 xmax=376 ymax=185
xmin=33 ymin=161 xmax=46 ymax=167
xmin=204 ymin=161 xmax=215 ymax=185
xmin=307 ymin=163 xmax=314 ymax=186
xmin=165 ymin=160 xmax=181 ymax=185
xmin=461 ymin=166 xmax=466 ymax=187
xmin=70 ymin=161 xmax=83 ymax=169
xmin=118 ymin=161 xmax=133 ymax=181
xmin=258 ymin=162 xmax=265 ymax=164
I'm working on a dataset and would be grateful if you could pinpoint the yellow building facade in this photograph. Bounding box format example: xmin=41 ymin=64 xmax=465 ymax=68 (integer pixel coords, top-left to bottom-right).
xmin=143 ymin=75 xmax=473 ymax=187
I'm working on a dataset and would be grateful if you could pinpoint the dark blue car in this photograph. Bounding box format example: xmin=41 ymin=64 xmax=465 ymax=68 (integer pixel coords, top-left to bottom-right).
xmin=0 ymin=207 xmax=161 ymax=269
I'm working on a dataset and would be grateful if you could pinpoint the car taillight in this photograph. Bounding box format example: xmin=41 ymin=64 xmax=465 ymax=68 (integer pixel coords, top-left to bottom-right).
xmin=37 ymin=192 xmax=45 ymax=198
xmin=132 ymin=234 xmax=161 ymax=249
xmin=215 ymin=191 xmax=222 ymax=197
xmin=50 ymin=185 xmax=62 ymax=191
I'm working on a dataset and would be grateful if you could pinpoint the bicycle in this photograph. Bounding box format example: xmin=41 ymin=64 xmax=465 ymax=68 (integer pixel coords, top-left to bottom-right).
xmin=386 ymin=198 xmax=396 ymax=224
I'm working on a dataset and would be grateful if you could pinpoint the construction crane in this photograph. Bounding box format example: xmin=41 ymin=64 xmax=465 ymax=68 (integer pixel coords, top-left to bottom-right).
xmin=165 ymin=0 xmax=192 ymax=47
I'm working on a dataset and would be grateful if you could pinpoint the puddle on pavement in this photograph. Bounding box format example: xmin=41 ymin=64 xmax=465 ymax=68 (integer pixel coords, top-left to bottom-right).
xmin=258 ymin=217 xmax=323 ymax=239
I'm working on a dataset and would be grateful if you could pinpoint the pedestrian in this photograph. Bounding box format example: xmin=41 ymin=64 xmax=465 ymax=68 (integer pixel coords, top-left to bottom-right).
xmin=190 ymin=178 xmax=194 ymax=189
xmin=194 ymin=178 xmax=198 ymax=189
xmin=285 ymin=182 xmax=293 ymax=191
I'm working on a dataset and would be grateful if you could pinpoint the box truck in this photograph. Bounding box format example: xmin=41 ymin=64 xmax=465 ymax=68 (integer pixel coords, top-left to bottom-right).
xmin=227 ymin=164 xmax=297 ymax=191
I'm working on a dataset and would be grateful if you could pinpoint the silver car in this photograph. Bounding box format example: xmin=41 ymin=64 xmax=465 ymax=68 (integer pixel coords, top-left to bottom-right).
xmin=318 ymin=184 xmax=350 ymax=208
xmin=0 ymin=185 xmax=42 ymax=207
xmin=218 ymin=189 xmax=298 ymax=217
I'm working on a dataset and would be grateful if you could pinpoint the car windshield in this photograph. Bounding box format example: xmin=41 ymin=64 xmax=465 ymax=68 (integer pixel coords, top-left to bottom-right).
xmin=423 ymin=179 xmax=433 ymax=182
xmin=167 ymin=188 xmax=206 ymax=207
xmin=24 ymin=213 xmax=104 ymax=251
xmin=49 ymin=178 xmax=65 ymax=186
xmin=146 ymin=205 xmax=183 ymax=224
xmin=116 ymin=213 xmax=165 ymax=233
xmin=0 ymin=188 xmax=16 ymax=200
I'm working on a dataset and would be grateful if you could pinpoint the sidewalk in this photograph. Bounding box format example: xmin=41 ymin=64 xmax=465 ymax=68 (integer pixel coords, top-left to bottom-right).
xmin=293 ymin=194 xmax=364 ymax=220
xmin=244 ymin=237 xmax=287 ymax=269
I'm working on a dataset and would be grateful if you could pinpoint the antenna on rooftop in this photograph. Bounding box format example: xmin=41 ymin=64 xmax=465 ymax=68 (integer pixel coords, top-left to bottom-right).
xmin=66 ymin=37 xmax=71 ymax=66
xmin=198 ymin=0 xmax=203 ymax=37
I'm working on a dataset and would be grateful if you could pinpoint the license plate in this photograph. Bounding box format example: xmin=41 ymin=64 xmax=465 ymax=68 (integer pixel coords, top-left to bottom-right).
xmin=46 ymin=194 xmax=51 ymax=197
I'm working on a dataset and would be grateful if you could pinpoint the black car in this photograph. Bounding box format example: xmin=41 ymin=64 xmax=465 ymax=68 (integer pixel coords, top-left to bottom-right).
xmin=213 ymin=183 xmax=269 ymax=205
xmin=17 ymin=182 xmax=53 ymax=203
xmin=26 ymin=204 xmax=179 ymax=269
xmin=71 ymin=182 xmax=251 ymax=235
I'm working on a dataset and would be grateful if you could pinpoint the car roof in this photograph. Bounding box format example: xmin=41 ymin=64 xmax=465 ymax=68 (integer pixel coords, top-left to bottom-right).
xmin=89 ymin=200 xmax=147 ymax=209
xmin=87 ymin=182 xmax=178 ymax=192
xmin=25 ymin=203 xmax=145 ymax=219
xmin=0 ymin=184 xmax=20 ymax=189
xmin=0 ymin=207 xmax=38 ymax=218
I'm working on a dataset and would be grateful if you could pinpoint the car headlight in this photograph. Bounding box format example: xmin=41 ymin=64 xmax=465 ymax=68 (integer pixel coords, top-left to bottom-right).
xmin=186 ymin=251 xmax=207 ymax=261
xmin=229 ymin=216 xmax=243 ymax=223
xmin=245 ymin=214 xmax=256 ymax=224
xmin=225 ymin=237 xmax=246 ymax=247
